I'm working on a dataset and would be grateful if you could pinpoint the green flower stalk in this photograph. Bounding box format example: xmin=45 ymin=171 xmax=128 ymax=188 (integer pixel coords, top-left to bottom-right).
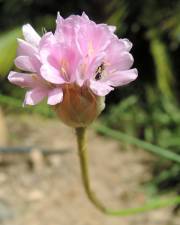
xmin=76 ymin=126 xmax=180 ymax=216
xmin=76 ymin=127 xmax=107 ymax=213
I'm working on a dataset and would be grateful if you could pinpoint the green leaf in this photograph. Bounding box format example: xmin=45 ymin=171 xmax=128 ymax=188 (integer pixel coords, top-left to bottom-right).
xmin=94 ymin=124 xmax=180 ymax=164
xmin=0 ymin=28 xmax=22 ymax=77
xmin=0 ymin=94 xmax=54 ymax=117
xmin=149 ymin=30 xmax=175 ymax=98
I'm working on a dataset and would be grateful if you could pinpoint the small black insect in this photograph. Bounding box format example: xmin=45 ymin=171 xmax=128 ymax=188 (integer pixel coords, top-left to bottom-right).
xmin=95 ymin=63 xmax=105 ymax=80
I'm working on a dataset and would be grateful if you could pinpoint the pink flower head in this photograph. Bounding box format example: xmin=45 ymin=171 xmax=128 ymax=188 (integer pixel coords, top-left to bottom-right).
xmin=8 ymin=12 xmax=138 ymax=126
xmin=53 ymin=12 xmax=138 ymax=95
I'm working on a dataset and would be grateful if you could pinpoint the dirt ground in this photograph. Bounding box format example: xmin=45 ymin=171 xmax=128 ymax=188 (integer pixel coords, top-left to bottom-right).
xmin=0 ymin=114 xmax=179 ymax=225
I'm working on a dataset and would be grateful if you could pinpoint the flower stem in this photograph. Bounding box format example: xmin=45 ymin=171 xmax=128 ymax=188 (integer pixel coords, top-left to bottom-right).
xmin=75 ymin=127 xmax=180 ymax=216
xmin=76 ymin=127 xmax=107 ymax=213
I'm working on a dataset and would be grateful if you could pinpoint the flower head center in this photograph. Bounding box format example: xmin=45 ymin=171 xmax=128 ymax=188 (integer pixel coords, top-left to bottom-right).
xmin=60 ymin=59 xmax=69 ymax=80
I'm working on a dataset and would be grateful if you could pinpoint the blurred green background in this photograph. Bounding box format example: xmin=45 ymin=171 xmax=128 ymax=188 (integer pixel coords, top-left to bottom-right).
xmin=0 ymin=0 xmax=180 ymax=203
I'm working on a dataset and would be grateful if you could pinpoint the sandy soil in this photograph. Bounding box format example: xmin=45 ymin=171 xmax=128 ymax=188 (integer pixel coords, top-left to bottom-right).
xmin=0 ymin=114 xmax=178 ymax=225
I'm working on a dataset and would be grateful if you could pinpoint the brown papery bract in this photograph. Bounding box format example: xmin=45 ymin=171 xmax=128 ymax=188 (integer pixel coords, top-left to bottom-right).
xmin=54 ymin=84 xmax=105 ymax=127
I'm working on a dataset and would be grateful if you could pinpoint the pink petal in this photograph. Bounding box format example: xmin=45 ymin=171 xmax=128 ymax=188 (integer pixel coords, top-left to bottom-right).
xmin=39 ymin=40 xmax=61 ymax=67
xmin=87 ymin=53 xmax=105 ymax=79
xmin=42 ymin=43 xmax=64 ymax=67
xmin=107 ymin=38 xmax=132 ymax=54
xmin=39 ymin=32 xmax=56 ymax=50
xmin=40 ymin=64 xmax=65 ymax=84
xmin=81 ymin=12 xmax=89 ymax=20
xmin=108 ymin=69 xmax=138 ymax=87
xmin=55 ymin=14 xmax=77 ymax=44
xmin=17 ymin=39 xmax=37 ymax=56
xmin=107 ymin=52 xmax=134 ymax=71
xmin=108 ymin=25 xmax=116 ymax=33
xmin=40 ymin=43 xmax=80 ymax=82
xmin=76 ymin=22 xmax=111 ymax=57
xmin=58 ymin=45 xmax=80 ymax=81
xmin=75 ymin=53 xmax=105 ymax=86
xmin=89 ymin=80 xmax=114 ymax=96
xmin=56 ymin=12 xmax=64 ymax=29
xmin=22 ymin=24 xmax=41 ymax=46
xmin=121 ymin=38 xmax=133 ymax=51
xmin=99 ymin=23 xmax=116 ymax=33
xmin=24 ymin=88 xmax=47 ymax=105
xmin=15 ymin=56 xmax=40 ymax=73
xmin=47 ymin=88 xmax=63 ymax=105
xmin=8 ymin=71 xmax=38 ymax=88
